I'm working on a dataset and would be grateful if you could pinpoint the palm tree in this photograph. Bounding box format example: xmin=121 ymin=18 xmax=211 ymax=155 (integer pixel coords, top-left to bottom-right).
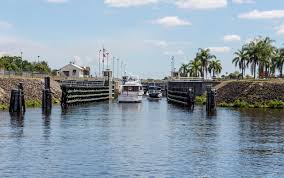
xmin=188 ymin=59 xmax=202 ymax=77
xmin=232 ymin=48 xmax=249 ymax=79
xmin=273 ymin=48 xmax=284 ymax=78
xmin=244 ymin=39 xmax=261 ymax=79
xmin=208 ymin=59 xmax=222 ymax=78
xmin=258 ymin=37 xmax=275 ymax=78
xmin=179 ymin=63 xmax=189 ymax=77
xmin=196 ymin=48 xmax=216 ymax=79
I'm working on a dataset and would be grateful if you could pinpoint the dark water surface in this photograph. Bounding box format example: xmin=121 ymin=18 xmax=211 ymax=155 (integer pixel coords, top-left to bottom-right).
xmin=0 ymin=98 xmax=284 ymax=177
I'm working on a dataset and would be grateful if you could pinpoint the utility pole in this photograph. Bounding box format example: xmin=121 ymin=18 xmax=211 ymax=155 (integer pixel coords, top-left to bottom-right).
xmin=124 ymin=64 xmax=126 ymax=76
xmin=106 ymin=52 xmax=110 ymax=69
xmin=171 ymin=56 xmax=175 ymax=73
xmin=98 ymin=50 xmax=101 ymax=77
xmin=116 ymin=58 xmax=119 ymax=79
xmin=20 ymin=51 xmax=23 ymax=71
xmin=121 ymin=60 xmax=123 ymax=78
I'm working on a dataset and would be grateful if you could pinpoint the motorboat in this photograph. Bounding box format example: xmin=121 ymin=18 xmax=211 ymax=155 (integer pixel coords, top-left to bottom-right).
xmin=148 ymin=85 xmax=162 ymax=100
xmin=118 ymin=76 xmax=144 ymax=103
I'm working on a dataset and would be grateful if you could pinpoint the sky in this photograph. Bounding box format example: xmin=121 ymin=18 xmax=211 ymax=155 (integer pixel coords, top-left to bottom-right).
xmin=1 ymin=0 xmax=284 ymax=79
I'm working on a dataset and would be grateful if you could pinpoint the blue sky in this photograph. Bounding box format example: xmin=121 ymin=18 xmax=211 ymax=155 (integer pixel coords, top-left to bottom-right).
xmin=0 ymin=0 xmax=284 ymax=78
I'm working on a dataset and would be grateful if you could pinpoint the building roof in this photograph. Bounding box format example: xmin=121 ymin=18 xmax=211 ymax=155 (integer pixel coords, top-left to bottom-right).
xmin=59 ymin=63 xmax=84 ymax=70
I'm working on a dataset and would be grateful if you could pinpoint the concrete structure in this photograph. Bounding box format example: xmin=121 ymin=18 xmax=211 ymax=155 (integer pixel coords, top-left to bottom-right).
xmin=58 ymin=62 xmax=90 ymax=78
xmin=167 ymin=80 xmax=221 ymax=96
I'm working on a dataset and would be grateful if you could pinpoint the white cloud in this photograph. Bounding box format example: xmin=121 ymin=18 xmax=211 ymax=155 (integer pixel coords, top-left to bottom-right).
xmin=232 ymin=0 xmax=255 ymax=4
xmin=175 ymin=0 xmax=227 ymax=9
xmin=153 ymin=16 xmax=191 ymax=27
xmin=46 ymin=0 xmax=68 ymax=3
xmin=0 ymin=51 xmax=9 ymax=57
xmin=223 ymin=34 xmax=241 ymax=42
xmin=208 ymin=46 xmax=231 ymax=53
xmin=145 ymin=40 xmax=168 ymax=47
xmin=0 ymin=21 xmax=12 ymax=29
xmin=104 ymin=0 xmax=158 ymax=7
xmin=276 ymin=24 xmax=284 ymax=35
xmin=164 ymin=49 xmax=184 ymax=56
xmin=145 ymin=40 xmax=192 ymax=48
xmin=238 ymin=10 xmax=284 ymax=19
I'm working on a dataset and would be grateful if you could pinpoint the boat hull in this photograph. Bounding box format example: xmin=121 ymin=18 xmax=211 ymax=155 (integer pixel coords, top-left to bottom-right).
xmin=148 ymin=93 xmax=162 ymax=99
xmin=118 ymin=95 xmax=143 ymax=103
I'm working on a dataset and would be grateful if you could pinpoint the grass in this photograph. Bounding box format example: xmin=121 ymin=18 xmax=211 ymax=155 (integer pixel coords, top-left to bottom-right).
xmin=0 ymin=97 xmax=61 ymax=111
xmin=218 ymin=99 xmax=284 ymax=109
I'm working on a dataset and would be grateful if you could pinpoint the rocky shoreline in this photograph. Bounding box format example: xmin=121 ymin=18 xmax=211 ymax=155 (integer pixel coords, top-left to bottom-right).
xmin=0 ymin=77 xmax=61 ymax=110
xmin=216 ymin=80 xmax=284 ymax=108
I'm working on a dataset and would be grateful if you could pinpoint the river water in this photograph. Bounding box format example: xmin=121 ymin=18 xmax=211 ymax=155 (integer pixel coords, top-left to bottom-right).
xmin=0 ymin=98 xmax=283 ymax=177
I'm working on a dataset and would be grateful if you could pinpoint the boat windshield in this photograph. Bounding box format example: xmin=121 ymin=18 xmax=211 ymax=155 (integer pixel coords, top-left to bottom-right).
xmin=123 ymin=86 xmax=139 ymax=92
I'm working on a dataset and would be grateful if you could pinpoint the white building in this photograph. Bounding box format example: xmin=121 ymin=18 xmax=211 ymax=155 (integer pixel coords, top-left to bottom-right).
xmin=58 ymin=62 xmax=90 ymax=78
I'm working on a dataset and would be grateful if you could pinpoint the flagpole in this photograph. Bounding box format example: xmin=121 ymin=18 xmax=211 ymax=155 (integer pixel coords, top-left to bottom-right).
xmin=98 ymin=50 xmax=101 ymax=77
xmin=116 ymin=58 xmax=119 ymax=79
xmin=102 ymin=46 xmax=105 ymax=72
xmin=121 ymin=60 xmax=123 ymax=78
xmin=106 ymin=52 xmax=109 ymax=69
xmin=112 ymin=57 xmax=115 ymax=78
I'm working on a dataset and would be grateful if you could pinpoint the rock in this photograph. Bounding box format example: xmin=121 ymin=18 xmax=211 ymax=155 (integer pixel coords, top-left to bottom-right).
xmin=0 ymin=77 xmax=61 ymax=105
xmin=216 ymin=80 xmax=284 ymax=104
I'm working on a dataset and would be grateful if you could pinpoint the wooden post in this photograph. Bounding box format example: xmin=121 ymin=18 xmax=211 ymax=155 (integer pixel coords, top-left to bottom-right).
xmin=206 ymin=85 xmax=217 ymax=114
xmin=18 ymin=82 xmax=25 ymax=113
xmin=42 ymin=77 xmax=52 ymax=113
xmin=9 ymin=83 xmax=25 ymax=114
xmin=187 ymin=87 xmax=195 ymax=110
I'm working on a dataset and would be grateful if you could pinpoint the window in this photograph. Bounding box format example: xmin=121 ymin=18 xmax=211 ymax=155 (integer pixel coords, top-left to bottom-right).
xmin=123 ymin=86 xmax=139 ymax=92
xmin=63 ymin=71 xmax=70 ymax=77
xmin=72 ymin=70 xmax=77 ymax=76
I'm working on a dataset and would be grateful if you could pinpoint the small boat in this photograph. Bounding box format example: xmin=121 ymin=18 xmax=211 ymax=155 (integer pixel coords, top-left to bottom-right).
xmin=148 ymin=86 xmax=162 ymax=100
xmin=118 ymin=76 xmax=144 ymax=103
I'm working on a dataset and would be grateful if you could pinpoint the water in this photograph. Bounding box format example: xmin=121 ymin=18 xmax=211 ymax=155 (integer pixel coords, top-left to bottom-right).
xmin=0 ymin=98 xmax=284 ymax=177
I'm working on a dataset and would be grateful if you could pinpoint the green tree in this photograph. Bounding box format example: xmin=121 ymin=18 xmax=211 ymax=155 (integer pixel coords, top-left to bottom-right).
xmin=273 ymin=48 xmax=284 ymax=77
xmin=179 ymin=63 xmax=189 ymax=77
xmin=196 ymin=48 xmax=216 ymax=79
xmin=232 ymin=48 xmax=249 ymax=79
xmin=188 ymin=59 xmax=202 ymax=77
xmin=208 ymin=59 xmax=222 ymax=78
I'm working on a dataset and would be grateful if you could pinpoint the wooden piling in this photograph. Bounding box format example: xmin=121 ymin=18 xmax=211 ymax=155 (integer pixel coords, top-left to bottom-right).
xmin=9 ymin=83 xmax=25 ymax=114
xmin=42 ymin=77 xmax=52 ymax=113
xmin=187 ymin=87 xmax=195 ymax=110
xmin=206 ymin=85 xmax=217 ymax=114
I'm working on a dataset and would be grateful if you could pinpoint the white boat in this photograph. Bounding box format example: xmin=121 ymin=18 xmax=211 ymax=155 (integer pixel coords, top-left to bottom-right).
xmin=118 ymin=76 xmax=144 ymax=103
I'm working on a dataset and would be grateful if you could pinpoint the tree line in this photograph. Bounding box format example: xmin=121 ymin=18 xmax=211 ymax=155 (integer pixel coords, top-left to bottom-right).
xmin=233 ymin=36 xmax=284 ymax=79
xmin=178 ymin=48 xmax=222 ymax=79
xmin=0 ymin=56 xmax=51 ymax=74
xmin=178 ymin=36 xmax=284 ymax=79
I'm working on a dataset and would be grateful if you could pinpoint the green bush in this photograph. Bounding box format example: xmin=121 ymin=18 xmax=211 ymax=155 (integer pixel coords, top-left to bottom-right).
xmin=26 ymin=99 xmax=41 ymax=108
xmin=266 ymin=100 xmax=284 ymax=109
xmin=232 ymin=99 xmax=250 ymax=108
xmin=0 ymin=104 xmax=8 ymax=110
xmin=195 ymin=95 xmax=206 ymax=105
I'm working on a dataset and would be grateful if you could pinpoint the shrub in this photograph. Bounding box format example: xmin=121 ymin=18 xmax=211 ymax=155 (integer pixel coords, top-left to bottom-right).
xmin=195 ymin=95 xmax=206 ymax=105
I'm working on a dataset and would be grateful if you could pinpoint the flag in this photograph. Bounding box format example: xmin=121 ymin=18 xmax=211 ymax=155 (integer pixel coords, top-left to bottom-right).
xmin=102 ymin=48 xmax=106 ymax=62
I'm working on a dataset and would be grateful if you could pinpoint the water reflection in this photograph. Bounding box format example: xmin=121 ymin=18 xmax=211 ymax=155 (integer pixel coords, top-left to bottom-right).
xmin=0 ymin=100 xmax=283 ymax=177
xmin=10 ymin=113 xmax=24 ymax=128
